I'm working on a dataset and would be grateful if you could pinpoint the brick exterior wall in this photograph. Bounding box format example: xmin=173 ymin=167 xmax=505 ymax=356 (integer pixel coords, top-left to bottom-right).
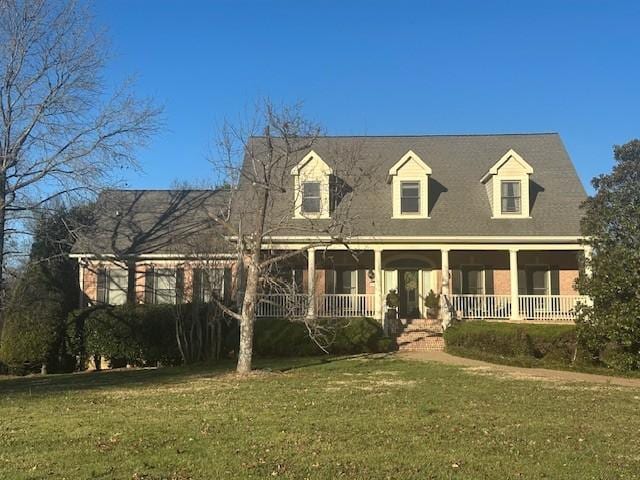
xmin=79 ymin=255 xmax=581 ymax=307
xmin=493 ymin=269 xmax=510 ymax=295
xmin=559 ymin=269 xmax=579 ymax=295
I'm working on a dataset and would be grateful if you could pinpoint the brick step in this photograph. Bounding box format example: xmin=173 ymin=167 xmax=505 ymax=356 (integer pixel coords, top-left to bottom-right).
xmin=403 ymin=319 xmax=441 ymax=327
xmin=402 ymin=326 xmax=442 ymax=333
xmin=396 ymin=331 xmax=441 ymax=339
xmin=398 ymin=338 xmax=445 ymax=352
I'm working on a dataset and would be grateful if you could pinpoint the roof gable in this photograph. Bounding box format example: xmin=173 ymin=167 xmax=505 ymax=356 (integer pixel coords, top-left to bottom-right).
xmin=290 ymin=150 xmax=333 ymax=176
xmin=387 ymin=149 xmax=432 ymax=178
xmin=481 ymin=148 xmax=533 ymax=182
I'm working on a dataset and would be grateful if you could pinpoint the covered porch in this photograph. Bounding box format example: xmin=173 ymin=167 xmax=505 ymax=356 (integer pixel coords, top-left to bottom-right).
xmin=256 ymin=243 xmax=589 ymax=323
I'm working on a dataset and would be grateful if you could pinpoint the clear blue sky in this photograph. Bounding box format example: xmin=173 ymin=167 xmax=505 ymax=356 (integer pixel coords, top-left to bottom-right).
xmin=95 ymin=0 xmax=640 ymax=193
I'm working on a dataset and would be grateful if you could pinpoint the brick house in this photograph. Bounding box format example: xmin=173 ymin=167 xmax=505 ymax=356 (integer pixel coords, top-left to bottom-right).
xmin=71 ymin=133 xmax=589 ymax=333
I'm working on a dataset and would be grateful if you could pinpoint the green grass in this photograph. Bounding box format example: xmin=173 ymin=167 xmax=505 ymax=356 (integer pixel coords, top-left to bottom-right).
xmin=1 ymin=355 xmax=640 ymax=479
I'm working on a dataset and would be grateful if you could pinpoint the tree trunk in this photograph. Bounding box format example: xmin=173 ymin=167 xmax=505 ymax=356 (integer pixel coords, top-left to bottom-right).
xmin=0 ymin=171 xmax=7 ymax=320
xmin=236 ymin=260 xmax=259 ymax=374
xmin=126 ymin=260 xmax=137 ymax=304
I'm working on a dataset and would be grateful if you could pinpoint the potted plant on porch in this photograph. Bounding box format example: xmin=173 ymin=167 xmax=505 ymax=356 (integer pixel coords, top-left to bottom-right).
xmin=385 ymin=289 xmax=400 ymax=335
xmin=424 ymin=289 xmax=440 ymax=319
xmin=385 ymin=289 xmax=399 ymax=318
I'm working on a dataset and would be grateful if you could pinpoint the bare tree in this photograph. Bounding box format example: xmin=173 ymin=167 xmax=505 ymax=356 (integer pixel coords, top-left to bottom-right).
xmin=0 ymin=0 xmax=161 ymax=308
xmin=212 ymin=99 xmax=376 ymax=374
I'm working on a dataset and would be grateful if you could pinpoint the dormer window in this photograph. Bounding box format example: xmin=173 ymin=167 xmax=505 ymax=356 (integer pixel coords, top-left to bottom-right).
xmin=291 ymin=150 xmax=332 ymax=219
xmin=481 ymin=149 xmax=533 ymax=219
xmin=400 ymin=181 xmax=420 ymax=214
xmin=302 ymin=181 xmax=321 ymax=213
xmin=501 ymin=180 xmax=521 ymax=214
xmin=388 ymin=150 xmax=432 ymax=219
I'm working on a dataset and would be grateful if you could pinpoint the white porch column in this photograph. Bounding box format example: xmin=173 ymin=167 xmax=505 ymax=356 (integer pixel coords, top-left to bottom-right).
xmin=440 ymin=249 xmax=451 ymax=327
xmin=509 ymin=249 xmax=520 ymax=320
xmin=374 ymin=248 xmax=383 ymax=322
xmin=307 ymin=248 xmax=316 ymax=318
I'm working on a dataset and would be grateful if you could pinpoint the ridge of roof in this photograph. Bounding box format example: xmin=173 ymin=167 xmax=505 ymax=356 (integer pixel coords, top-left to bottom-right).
xmin=100 ymin=188 xmax=231 ymax=193
xmin=249 ymin=132 xmax=560 ymax=139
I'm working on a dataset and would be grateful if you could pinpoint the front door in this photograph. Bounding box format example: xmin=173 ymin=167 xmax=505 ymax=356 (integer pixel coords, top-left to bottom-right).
xmin=398 ymin=269 xmax=419 ymax=318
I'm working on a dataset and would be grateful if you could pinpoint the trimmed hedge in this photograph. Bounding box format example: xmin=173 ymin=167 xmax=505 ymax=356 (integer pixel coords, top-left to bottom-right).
xmin=69 ymin=305 xmax=390 ymax=368
xmin=68 ymin=304 xmax=183 ymax=367
xmin=252 ymin=317 xmax=393 ymax=357
xmin=444 ymin=321 xmax=578 ymax=366
xmin=69 ymin=303 xmax=235 ymax=368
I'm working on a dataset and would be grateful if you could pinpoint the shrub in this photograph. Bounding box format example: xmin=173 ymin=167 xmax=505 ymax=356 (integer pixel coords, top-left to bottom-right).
xmin=70 ymin=303 xmax=237 ymax=368
xmin=69 ymin=304 xmax=184 ymax=368
xmin=444 ymin=321 xmax=578 ymax=365
xmin=0 ymin=265 xmax=68 ymax=374
xmin=252 ymin=317 xmax=390 ymax=357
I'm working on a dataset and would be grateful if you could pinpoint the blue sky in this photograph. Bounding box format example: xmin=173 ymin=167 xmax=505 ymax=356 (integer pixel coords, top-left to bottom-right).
xmin=95 ymin=0 xmax=640 ymax=193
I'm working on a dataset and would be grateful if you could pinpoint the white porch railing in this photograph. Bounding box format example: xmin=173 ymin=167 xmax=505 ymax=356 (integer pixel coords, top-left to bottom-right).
xmin=519 ymin=295 xmax=588 ymax=322
xmin=450 ymin=294 xmax=512 ymax=319
xmin=316 ymin=294 xmax=376 ymax=318
xmin=257 ymin=293 xmax=589 ymax=322
xmin=450 ymin=294 xmax=588 ymax=322
xmin=256 ymin=294 xmax=309 ymax=318
xmin=256 ymin=293 xmax=376 ymax=318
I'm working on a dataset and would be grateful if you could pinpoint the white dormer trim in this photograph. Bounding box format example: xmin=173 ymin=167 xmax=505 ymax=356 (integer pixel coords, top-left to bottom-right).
xmin=387 ymin=150 xmax=432 ymax=178
xmin=388 ymin=150 xmax=431 ymax=219
xmin=290 ymin=150 xmax=333 ymax=176
xmin=481 ymin=149 xmax=533 ymax=219
xmin=291 ymin=150 xmax=332 ymax=219
xmin=480 ymin=149 xmax=533 ymax=183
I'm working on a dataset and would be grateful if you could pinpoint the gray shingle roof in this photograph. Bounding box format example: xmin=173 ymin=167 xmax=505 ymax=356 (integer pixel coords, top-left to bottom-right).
xmin=72 ymin=189 xmax=231 ymax=255
xmin=73 ymin=133 xmax=586 ymax=256
xmin=239 ymin=133 xmax=586 ymax=239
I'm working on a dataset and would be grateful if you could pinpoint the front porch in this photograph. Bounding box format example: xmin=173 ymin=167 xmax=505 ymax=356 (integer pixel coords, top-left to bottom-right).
xmin=256 ymin=245 xmax=589 ymax=324
xmin=257 ymin=292 xmax=587 ymax=322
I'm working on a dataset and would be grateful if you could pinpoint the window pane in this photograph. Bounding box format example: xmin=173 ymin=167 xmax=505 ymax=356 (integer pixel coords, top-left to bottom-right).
xmin=302 ymin=197 xmax=320 ymax=213
xmin=156 ymin=271 xmax=176 ymax=290
xmin=501 ymin=181 xmax=521 ymax=214
xmin=155 ymin=269 xmax=177 ymax=304
xmin=155 ymin=290 xmax=176 ymax=304
xmin=302 ymin=182 xmax=321 ymax=213
xmin=400 ymin=182 xmax=420 ymax=213
xmin=462 ymin=268 xmax=483 ymax=294
xmin=401 ymin=197 xmax=419 ymax=213
xmin=303 ymin=182 xmax=320 ymax=197
xmin=401 ymin=183 xmax=419 ymax=197
xmin=531 ymin=269 xmax=548 ymax=295
xmin=108 ymin=269 xmax=128 ymax=305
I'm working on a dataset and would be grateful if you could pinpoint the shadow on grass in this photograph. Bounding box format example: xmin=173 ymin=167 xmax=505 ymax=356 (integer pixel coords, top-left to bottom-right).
xmin=0 ymin=360 xmax=236 ymax=397
xmin=0 ymin=354 xmax=395 ymax=398
xmin=270 ymin=352 xmax=396 ymax=373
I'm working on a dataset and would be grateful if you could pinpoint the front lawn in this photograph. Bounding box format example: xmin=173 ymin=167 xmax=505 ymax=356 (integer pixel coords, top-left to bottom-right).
xmin=1 ymin=355 xmax=639 ymax=479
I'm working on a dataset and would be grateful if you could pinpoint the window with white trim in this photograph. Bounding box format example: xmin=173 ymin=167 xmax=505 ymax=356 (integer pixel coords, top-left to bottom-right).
xmin=462 ymin=267 xmax=484 ymax=295
xmin=97 ymin=268 xmax=128 ymax=305
xmin=501 ymin=180 xmax=521 ymax=214
xmin=301 ymin=181 xmax=321 ymax=213
xmin=400 ymin=181 xmax=420 ymax=214
xmin=145 ymin=268 xmax=184 ymax=304
xmin=193 ymin=268 xmax=226 ymax=302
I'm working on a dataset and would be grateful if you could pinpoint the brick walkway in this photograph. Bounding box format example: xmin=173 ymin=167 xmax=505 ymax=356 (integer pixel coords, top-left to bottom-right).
xmin=398 ymin=351 xmax=640 ymax=388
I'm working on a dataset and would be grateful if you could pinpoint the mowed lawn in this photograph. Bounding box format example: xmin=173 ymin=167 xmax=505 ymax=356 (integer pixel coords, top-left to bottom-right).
xmin=1 ymin=356 xmax=640 ymax=479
